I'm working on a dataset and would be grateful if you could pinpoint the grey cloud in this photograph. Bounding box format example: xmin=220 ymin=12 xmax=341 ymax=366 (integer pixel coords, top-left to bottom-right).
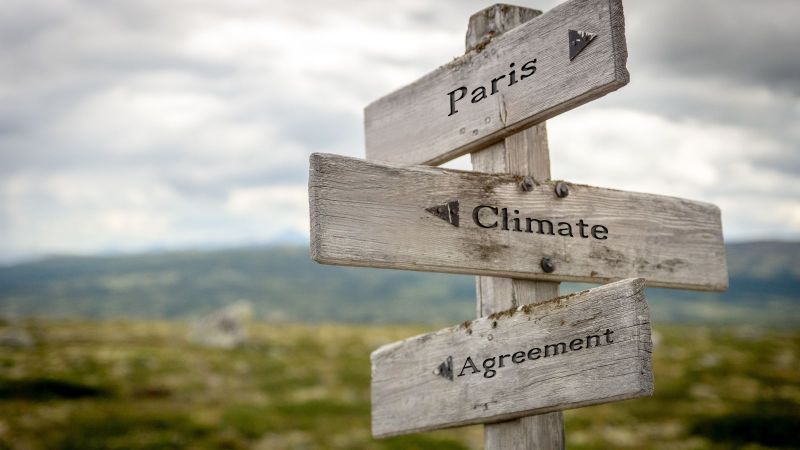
xmin=231 ymin=100 xmax=362 ymax=152
xmin=598 ymin=77 xmax=798 ymax=148
xmin=76 ymin=51 xmax=237 ymax=78
xmin=627 ymin=0 xmax=800 ymax=94
xmin=752 ymin=152 xmax=800 ymax=180
xmin=0 ymin=2 xmax=66 ymax=46
xmin=0 ymin=0 xmax=798 ymax=261
xmin=164 ymin=166 xmax=309 ymax=201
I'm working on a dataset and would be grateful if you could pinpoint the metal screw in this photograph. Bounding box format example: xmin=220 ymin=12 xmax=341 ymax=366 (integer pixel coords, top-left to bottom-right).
xmin=520 ymin=176 xmax=534 ymax=192
xmin=541 ymin=257 xmax=556 ymax=273
xmin=555 ymin=182 xmax=569 ymax=198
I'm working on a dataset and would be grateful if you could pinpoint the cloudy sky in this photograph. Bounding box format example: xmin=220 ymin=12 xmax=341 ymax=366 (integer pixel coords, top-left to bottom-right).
xmin=1 ymin=0 xmax=798 ymax=262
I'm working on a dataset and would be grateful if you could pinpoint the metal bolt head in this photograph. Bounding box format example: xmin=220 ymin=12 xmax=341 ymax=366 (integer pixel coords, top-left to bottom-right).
xmin=541 ymin=257 xmax=556 ymax=273
xmin=555 ymin=182 xmax=569 ymax=198
xmin=521 ymin=176 xmax=534 ymax=192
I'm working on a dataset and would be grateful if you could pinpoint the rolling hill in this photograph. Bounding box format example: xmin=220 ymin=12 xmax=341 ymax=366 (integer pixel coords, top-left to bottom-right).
xmin=0 ymin=242 xmax=797 ymax=326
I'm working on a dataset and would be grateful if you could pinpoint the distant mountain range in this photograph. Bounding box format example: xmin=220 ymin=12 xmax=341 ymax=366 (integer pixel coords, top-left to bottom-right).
xmin=0 ymin=242 xmax=797 ymax=327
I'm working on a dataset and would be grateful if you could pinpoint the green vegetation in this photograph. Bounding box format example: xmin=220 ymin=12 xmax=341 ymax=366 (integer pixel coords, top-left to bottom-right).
xmin=0 ymin=246 xmax=475 ymax=323
xmin=1 ymin=242 xmax=798 ymax=326
xmin=0 ymin=241 xmax=797 ymax=447
xmin=0 ymin=320 xmax=797 ymax=449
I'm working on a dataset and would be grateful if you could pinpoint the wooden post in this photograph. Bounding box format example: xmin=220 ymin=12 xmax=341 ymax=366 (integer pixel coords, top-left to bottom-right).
xmin=466 ymin=5 xmax=565 ymax=449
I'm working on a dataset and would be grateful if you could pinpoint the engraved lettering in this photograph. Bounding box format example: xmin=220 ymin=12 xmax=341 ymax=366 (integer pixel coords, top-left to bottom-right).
xmin=490 ymin=75 xmax=506 ymax=94
xmin=473 ymin=205 xmax=499 ymax=228
xmin=508 ymin=62 xmax=517 ymax=86
xmin=446 ymin=58 xmax=537 ymax=116
xmin=577 ymin=219 xmax=590 ymax=238
xmin=520 ymin=59 xmax=537 ymax=80
xmin=558 ymin=221 xmax=574 ymax=237
xmin=604 ymin=328 xmax=614 ymax=343
xmin=471 ymin=205 xmax=609 ymax=240
xmin=483 ymin=357 xmax=497 ymax=378
xmin=453 ymin=329 xmax=617 ymax=380
xmin=471 ymin=86 xmax=487 ymax=103
xmin=447 ymin=86 xmax=468 ymax=116
xmin=498 ymin=354 xmax=511 ymax=367
xmin=458 ymin=356 xmax=480 ymax=376
xmin=592 ymin=224 xmax=609 ymax=240
xmin=526 ymin=218 xmax=555 ymax=235
xmin=544 ymin=342 xmax=567 ymax=357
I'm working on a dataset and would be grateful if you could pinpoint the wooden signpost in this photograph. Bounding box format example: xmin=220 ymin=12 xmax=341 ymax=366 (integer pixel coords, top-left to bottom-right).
xmin=371 ymin=278 xmax=653 ymax=438
xmin=307 ymin=0 xmax=728 ymax=447
xmin=365 ymin=0 xmax=628 ymax=166
xmin=310 ymin=153 xmax=727 ymax=292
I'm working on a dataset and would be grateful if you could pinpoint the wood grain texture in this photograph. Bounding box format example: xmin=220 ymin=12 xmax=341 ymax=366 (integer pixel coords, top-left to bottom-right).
xmin=370 ymin=278 xmax=654 ymax=438
xmin=309 ymin=153 xmax=728 ymax=291
xmin=465 ymin=4 xmax=543 ymax=53
xmin=470 ymin=8 xmax=566 ymax=446
xmin=364 ymin=0 xmax=629 ymax=166
xmin=479 ymin=275 xmax=566 ymax=450
xmin=473 ymin=124 xmax=557 ymax=317
xmin=473 ymin=124 xmax=566 ymax=448
xmin=485 ymin=413 xmax=565 ymax=449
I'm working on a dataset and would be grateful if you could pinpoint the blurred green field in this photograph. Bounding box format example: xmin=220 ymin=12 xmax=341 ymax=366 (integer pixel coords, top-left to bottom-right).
xmin=0 ymin=320 xmax=798 ymax=450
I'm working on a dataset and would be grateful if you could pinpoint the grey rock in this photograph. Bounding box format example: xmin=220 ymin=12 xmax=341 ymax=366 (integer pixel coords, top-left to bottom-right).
xmin=0 ymin=327 xmax=34 ymax=348
xmin=189 ymin=302 xmax=251 ymax=349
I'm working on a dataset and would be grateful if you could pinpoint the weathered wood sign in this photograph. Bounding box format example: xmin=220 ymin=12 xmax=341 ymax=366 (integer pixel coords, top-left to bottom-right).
xmin=364 ymin=0 xmax=628 ymax=166
xmin=309 ymin=153 xmax=728 ymax=292
xmin=371 ymin=278 xmax=653 ymax=437
xmin=308 ymin=0 xmax=729 ymax=446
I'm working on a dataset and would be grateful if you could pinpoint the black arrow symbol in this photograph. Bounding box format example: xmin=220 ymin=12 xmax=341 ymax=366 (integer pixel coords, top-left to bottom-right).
xmin=425 ymin=200 xmax=459 ymax=227
xmin=569 ymin=29 xmax=597 ymax=61
xmin=433 ymin=356 xmax=454 ymax=381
